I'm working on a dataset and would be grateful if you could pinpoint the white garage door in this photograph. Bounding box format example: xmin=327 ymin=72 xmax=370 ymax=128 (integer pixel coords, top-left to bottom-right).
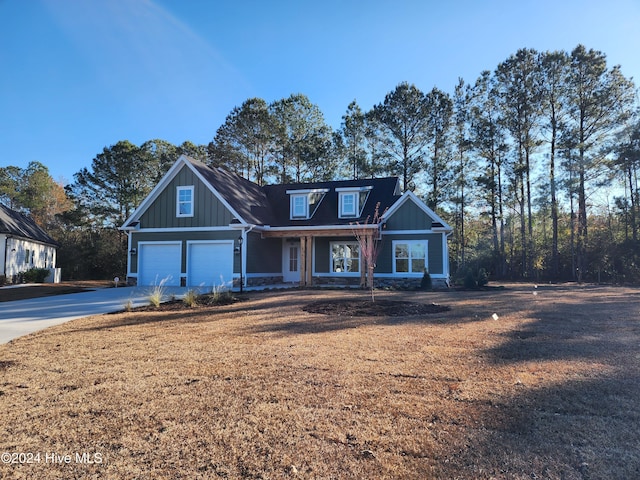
xmin=187 ymin=241 xmax=234 ymax=288
xmin=138 ymin=242 xmax=182 ymax=287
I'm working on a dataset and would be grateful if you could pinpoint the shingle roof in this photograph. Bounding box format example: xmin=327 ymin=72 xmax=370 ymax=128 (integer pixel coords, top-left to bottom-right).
xmin=186 ymin=157 xmax=402 ymax=227
xmin=189 ymin=160 xmax=277 ymax=225
xmin=0 ymin=203 xmax=58 ymax=246
xmin=263 ymin=177 xmax=402 ymax=226
xmin=187 ymin=157 xmax=402 ymax=226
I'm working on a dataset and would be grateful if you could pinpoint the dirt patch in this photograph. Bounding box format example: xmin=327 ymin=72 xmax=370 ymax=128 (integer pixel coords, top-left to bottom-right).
xmin=0 ymin=284 xmax=639 ymax=479
xmin=303 ymin=297 xmax=450 ymax=316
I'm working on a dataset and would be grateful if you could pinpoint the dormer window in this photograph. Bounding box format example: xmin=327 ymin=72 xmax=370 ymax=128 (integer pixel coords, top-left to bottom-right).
xmin=291 ymin=194 xmax=308 ymax=219
xmin=340 ymin=192 xmax=357 ymax=217
xmin=177 ymin=186 xmax=194 ymax=217
xmin=337 ymin=186 xmax=372 ymax=219
xmin=287 ymin=188 xmax=329 ymax=219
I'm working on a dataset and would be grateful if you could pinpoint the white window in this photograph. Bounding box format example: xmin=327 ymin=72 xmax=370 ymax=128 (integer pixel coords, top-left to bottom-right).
xmin=337 ymin=186 xmax=372 ymax=219
xmin=287 ymin=188 xmax=329 ymax=219
xmin=340 ymin=192 xmax=358 ymax=218
xmin=393 ymin=241 xmax=427 ymax=274
xmin=177 ymin=186 xmax=194 ymax=217
xmin=331 ymin=242 xmax=360 ymax=274
xmin=291 ymin=194 xmax=308 ymax=219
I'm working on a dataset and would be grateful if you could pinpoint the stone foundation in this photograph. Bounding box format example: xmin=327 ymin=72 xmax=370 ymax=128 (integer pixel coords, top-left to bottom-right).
xmin=375 ymin=277 xmax=449 ymax=290
xmin=313 ymin=276 xmax=362 ymax=286
xmin=244 ymin=276 xmax=284 ymax=287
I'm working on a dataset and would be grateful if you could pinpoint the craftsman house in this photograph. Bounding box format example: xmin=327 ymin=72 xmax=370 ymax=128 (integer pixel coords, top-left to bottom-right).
xmin=0 ymin=203 xmax=59 ymax=283
xmin=122 ymin=155 xmax=452 ymax=289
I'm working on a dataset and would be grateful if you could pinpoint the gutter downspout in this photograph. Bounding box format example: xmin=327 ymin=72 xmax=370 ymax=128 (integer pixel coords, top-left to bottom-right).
xmin=240 ymin=225 xmax=257 ymax=289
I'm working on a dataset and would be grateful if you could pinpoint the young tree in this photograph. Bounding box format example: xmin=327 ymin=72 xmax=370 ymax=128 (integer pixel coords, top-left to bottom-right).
xmin=351 ymin=203 xmax=385 ymax=301
xmin=372 ymin=82 xmax=431 ymax=192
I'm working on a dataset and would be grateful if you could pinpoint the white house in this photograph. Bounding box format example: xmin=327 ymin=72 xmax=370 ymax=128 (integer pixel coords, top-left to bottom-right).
xmin=0 ymin=203 xmax=59 ymax=283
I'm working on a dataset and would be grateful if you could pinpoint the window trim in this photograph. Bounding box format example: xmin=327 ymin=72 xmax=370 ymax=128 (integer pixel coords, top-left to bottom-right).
xmin=339 ymin=192 xmax=358 ymax=218
xmin=330 ymin=241 xmax=361 ymax=275
xmin=176 ymin=186 xmax=195 ymax=218
xmin=287 ymin=188 xmax=329 ymax=220
xmin=290 ymin=194 xmax=309 ymax=219
xmin=336 ymin=186 xmax=372 ymax=219
xmin=392 ymin=240 xmax=428 ymax=275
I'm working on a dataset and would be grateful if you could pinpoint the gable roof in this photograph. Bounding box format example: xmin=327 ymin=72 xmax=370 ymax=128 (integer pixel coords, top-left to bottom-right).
xmin=0 ymin=204 xmax=59 ymax=246
xmin=382 ymin=190 xmax=453 ymax=232
xmin=122 ymin=155 xmax=268 ymax=229
xmin=122 ymin=155 xmax=451 ymax=232
xmin=188 ymin=160 xmax=276 ymax=225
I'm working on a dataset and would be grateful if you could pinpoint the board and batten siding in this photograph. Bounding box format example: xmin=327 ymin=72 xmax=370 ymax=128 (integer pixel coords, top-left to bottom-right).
xmin=384 ymin=200 xmax=433 ymax=231
xmin=376 ymin=233 xmax=444 ymax=275
xmin=139 ymin=165 xmax=233 ymax=229
xmin=246 ymin=232 xmax=281 ymax=273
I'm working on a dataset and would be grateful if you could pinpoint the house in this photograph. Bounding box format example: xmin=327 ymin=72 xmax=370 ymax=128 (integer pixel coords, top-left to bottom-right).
xmin=121 ymin=155 xmax=452 ymax=289
xmin=0 ymin=203 xmax=60 ymax=283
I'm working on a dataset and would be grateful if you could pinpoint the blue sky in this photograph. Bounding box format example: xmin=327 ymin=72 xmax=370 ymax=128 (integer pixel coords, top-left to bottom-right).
xmin=1 ymin=0 xmax=639 ymax=183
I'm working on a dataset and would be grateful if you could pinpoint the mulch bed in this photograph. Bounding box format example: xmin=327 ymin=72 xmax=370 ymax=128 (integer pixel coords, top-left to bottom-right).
xmin=303 ymin=298 xmax=450 ymax=316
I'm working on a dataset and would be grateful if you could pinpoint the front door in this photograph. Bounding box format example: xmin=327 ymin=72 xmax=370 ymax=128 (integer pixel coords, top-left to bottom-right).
xmin=282 ymin=240 xmax=301 ymax=283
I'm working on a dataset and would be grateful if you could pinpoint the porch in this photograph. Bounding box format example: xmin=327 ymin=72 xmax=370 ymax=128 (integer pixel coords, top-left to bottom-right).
xmin=260 ymin=225 xmax=381 ymax=288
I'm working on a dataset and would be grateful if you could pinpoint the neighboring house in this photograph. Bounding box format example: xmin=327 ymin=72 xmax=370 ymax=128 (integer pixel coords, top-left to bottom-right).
xmin=121 ymin=155 xmax=452 ymax=289
xmin=0 ymin=203 xmax=60 ymax=283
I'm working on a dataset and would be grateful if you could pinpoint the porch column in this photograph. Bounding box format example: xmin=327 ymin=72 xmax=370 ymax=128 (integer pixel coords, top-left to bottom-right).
xmin=299 ymin=236 xmax=307 ymax=287
xmin=299 ymin=236 xmax=313 ymax=287
xmin=299 ymin=235 xmax=313 ymax=287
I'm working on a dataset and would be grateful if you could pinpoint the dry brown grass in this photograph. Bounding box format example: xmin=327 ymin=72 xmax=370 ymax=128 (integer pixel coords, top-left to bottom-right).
xmin=1 ymin=284 xmax=639 ymax=479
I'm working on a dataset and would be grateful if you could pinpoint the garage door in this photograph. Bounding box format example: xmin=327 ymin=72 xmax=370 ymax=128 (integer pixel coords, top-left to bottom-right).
xmin=138 ymin=242 xmax=182 ymax=286
xmin=187 ymin=241 xmax=234 ymax=288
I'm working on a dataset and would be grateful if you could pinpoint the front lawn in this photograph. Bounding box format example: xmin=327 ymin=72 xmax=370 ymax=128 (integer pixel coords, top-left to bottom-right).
xmin=1 ymin=285 xmax=639 ymax=479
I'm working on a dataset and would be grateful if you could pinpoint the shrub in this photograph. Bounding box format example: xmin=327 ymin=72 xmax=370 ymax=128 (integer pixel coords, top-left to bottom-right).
xmin=464 ymin=270 xmax=477 ymax=289
xmin=183 ymin=289 xmax=199 ymax=308
xmin=147 ymin=278 xmax=168 ymax=308
xmin=421 ymin=269 xmax=432 ymax=290
xmin=198 ymin=283 xmax=235 ymax=306
xmin=22 ymin=268 xmax=50 ymax=283
xmin=477 ymin=268 xmax=489 ymax=287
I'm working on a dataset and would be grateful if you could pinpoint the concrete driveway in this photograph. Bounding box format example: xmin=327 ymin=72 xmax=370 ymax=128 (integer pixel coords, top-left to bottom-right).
xmin=0 ymin=286 xmax=188 ymax=344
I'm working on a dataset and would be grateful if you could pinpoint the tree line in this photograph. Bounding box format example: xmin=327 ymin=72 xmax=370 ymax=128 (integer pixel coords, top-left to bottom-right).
xmin=2 ymin=45 xmax=639 ymax=284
